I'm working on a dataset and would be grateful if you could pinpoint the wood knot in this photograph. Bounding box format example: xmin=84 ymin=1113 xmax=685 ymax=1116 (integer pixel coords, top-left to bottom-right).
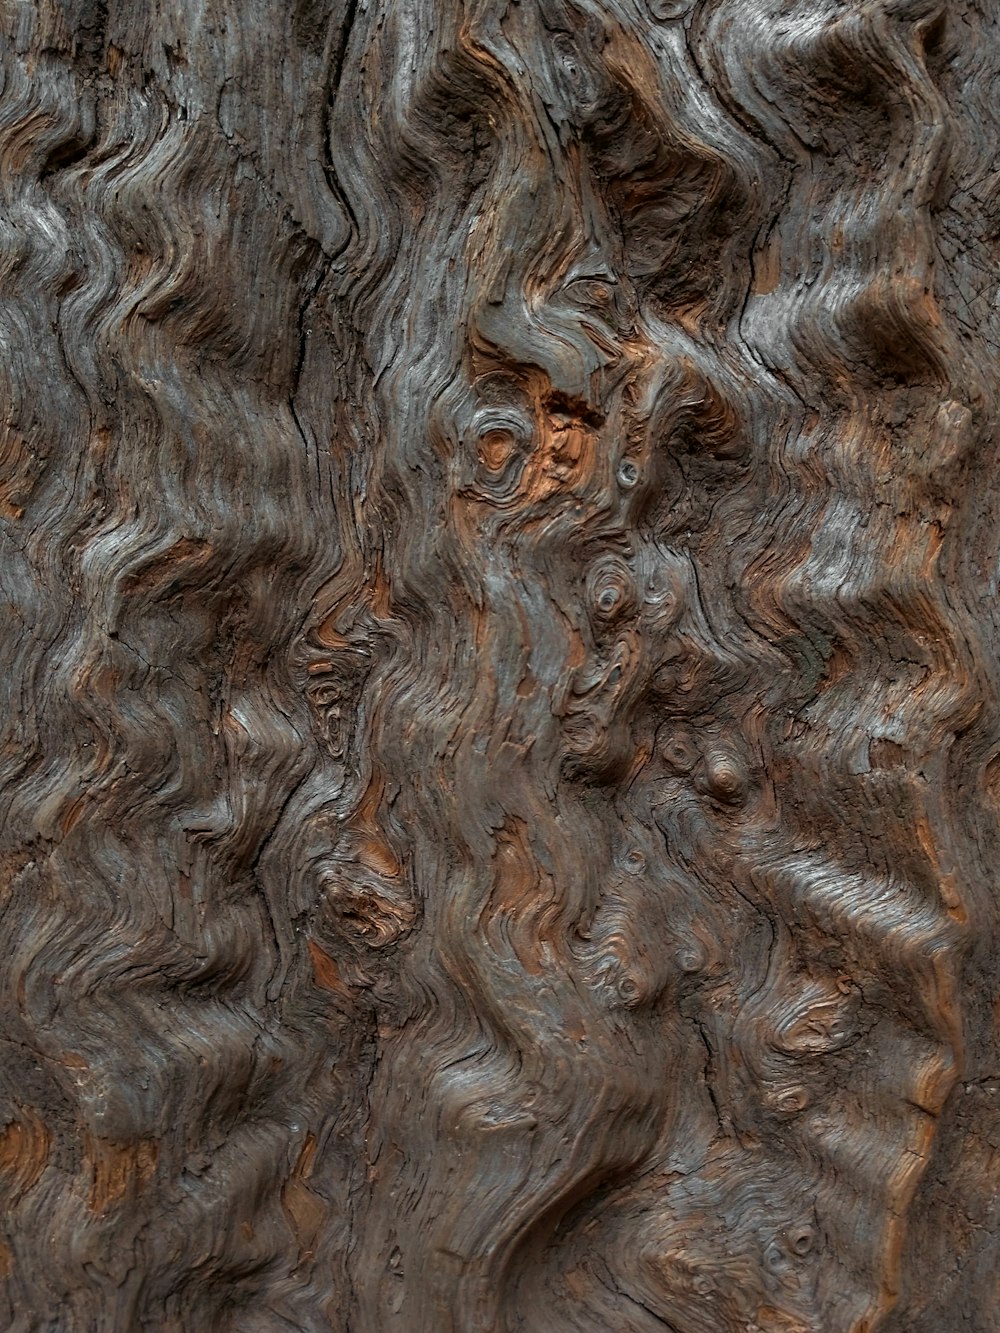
xmin=701 ymin=750 xmax=749 ymax=806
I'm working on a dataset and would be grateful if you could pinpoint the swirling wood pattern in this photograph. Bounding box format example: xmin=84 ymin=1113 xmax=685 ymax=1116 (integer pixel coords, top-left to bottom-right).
xmin=0 ymin=1 xmax=998 ymax=1330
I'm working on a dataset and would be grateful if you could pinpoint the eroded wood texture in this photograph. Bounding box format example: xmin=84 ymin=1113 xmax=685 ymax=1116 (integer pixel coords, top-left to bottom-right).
xmin=1 ymin=0 xmax=999 ymax=1329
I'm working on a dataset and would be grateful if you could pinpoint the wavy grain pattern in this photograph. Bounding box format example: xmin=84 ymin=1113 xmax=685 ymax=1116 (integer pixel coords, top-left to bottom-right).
xmin=0 ymin=0 xmax=997 ymax=1329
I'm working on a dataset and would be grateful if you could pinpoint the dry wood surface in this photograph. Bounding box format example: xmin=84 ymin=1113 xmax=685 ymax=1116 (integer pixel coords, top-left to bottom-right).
xmin=1 ymin=0 xmax=999 ymax=1329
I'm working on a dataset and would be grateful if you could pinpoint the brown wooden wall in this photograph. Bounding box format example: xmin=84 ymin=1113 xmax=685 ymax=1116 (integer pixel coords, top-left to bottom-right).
xmin=1 ymin=1 xmax=998 ymax=1328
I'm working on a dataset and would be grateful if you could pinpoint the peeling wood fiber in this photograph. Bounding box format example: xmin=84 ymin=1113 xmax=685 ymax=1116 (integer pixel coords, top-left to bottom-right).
xmin=0 ymin=0 xmax=999 ymax=1330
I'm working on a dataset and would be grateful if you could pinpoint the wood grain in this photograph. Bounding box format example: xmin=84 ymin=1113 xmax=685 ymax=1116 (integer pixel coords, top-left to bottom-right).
xmin=0 ymin=0 xmax=998 ymax=1329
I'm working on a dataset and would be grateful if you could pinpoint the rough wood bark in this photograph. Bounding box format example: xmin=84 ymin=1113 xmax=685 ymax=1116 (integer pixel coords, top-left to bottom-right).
xmin=1 ymin=1 xmax=998 ymax=1329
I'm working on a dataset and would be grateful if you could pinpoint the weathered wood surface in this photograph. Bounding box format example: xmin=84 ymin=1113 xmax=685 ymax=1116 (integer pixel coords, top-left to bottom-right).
xmin=1 ymin=0 xmax=999 ymax=1329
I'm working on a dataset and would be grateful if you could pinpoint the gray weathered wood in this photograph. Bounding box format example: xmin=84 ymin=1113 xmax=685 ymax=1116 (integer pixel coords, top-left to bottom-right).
xmin=1 ymin=0 xmax=998 ymax=1328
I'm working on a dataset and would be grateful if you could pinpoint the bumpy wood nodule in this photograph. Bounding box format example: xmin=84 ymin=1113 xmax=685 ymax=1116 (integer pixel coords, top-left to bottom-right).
xmin=1 ymin=0 xmax=998 ymax=1329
